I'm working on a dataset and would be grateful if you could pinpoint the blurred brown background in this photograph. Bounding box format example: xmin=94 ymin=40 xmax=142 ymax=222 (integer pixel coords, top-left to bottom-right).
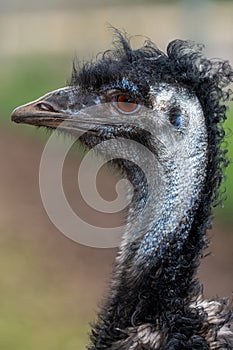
xmin=0 ymin=1 xmax=233 ymax=349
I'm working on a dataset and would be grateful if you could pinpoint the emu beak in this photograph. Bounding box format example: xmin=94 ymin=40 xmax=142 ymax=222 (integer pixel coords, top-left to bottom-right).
xmin=11 ymin=87 xmax=76 ymax=129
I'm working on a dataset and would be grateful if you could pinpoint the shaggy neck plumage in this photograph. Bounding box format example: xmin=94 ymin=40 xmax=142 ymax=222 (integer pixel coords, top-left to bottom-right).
xmin=89 ymin=133 xmax=209 ymax=349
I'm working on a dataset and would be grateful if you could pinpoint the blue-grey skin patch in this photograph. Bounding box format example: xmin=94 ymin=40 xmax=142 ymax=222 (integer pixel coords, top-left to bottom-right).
xmin=173 ymin=115 xmax=182 ymax=129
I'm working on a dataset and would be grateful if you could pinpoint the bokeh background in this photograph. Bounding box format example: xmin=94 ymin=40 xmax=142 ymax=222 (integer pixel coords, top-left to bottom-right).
xmin=0 ymin=0 xmax=232 ymax=349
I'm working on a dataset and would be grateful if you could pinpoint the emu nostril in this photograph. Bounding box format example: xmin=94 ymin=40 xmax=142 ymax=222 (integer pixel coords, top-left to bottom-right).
xmin=36 ymin=102 xmax=56 ymax=112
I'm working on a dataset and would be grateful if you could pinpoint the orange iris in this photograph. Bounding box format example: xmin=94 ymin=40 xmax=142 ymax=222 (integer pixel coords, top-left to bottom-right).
xmin=116 ymin=94 xmax=139 ymax=113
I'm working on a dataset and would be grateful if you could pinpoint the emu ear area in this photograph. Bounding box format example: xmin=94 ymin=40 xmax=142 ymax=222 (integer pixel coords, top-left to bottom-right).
xmin=166 ymin=39 xmax=233 ymax=127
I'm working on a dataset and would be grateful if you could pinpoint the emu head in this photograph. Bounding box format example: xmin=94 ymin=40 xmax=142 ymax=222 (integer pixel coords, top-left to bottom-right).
xmin=11 ymin=33 xmax=232 ymax=236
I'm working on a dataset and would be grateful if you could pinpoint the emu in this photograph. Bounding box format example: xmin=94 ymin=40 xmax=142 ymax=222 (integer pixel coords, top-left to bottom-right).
xmin=11 ymin=32 xmax=233 ymax=349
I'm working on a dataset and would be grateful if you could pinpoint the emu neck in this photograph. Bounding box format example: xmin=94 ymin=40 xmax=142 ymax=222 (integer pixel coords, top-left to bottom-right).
xmin=90 ymin=142 xmax=208 ymax=349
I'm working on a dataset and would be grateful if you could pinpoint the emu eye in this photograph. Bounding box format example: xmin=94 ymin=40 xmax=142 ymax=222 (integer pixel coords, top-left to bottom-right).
xmin=112 ymin=94 xmax=141 ymax=114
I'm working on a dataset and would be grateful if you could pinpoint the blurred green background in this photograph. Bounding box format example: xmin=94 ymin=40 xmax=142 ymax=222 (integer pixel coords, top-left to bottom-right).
xmin=0 ymin=0 xmax=232 ymax=349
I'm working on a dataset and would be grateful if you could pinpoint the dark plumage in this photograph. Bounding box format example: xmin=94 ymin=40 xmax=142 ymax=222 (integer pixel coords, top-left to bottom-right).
xmin=11 ymin=30 xmax=233 ymax=349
